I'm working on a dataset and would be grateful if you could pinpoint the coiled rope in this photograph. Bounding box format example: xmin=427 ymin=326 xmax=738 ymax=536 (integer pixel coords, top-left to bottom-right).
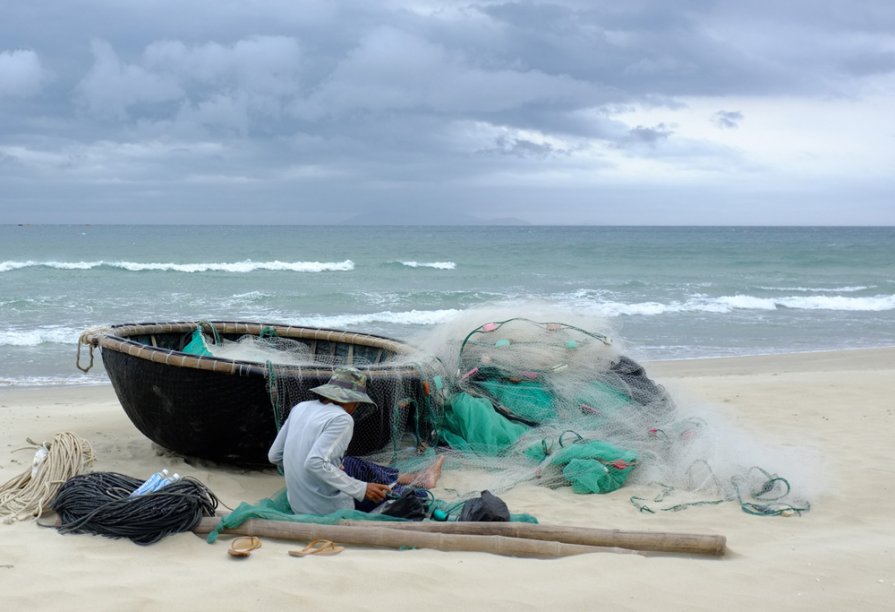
xmin=52 ymin=472 xmax=219 ymax=545
xmin=0 ymin=432 xmax=96 ymax=523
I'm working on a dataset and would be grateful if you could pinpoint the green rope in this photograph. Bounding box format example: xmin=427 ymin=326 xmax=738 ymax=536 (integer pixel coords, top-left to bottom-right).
xmin=742 ymin=466 xmax=791 ymax=501
xmin=264 ymin=360 xmax=284 ymax=476
xmin=406 ymin=360 xmax=445 ymax=449
xmin=196 ymin=321 xmax=222 ymax=345
xmin=557 ymin=430 xmax=584 ymax=448
xmin=731 ymin=471 xmax=809 ymax=516
xmin=264 ymin=360 xmax=283 ymax=432
xmin=399 ymin=398 xmax=423 ymax=450
xmin=630 ymin=495 xmax=726 ymax=513
xmin=456 ymin=317 xmax=611 ymax=376
xmin=629 ymin=464 xmax=809 ymax=517
xmin=259 ymin=326 xmax=278 ymax=339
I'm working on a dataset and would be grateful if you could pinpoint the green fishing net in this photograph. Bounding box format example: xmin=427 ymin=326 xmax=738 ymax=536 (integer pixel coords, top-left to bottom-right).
xmin=206 ymin=489 xmax=537 ymax=543
xmin=440 ymin=392 xmax=529 ymax=453
xmin=425 ymin=318 xmax=672 ymax=496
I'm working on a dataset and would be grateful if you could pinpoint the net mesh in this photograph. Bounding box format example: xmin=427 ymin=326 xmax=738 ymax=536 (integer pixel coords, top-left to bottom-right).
xmin=443 ymin=316 xmax=810 ymax=515
xmin=216 ymin=333 xmax=448 ymax=458
xmin=216 ymin=313 xmax=810 ymax=517
xmin=422 ymin=318 xmax=675 ymax=497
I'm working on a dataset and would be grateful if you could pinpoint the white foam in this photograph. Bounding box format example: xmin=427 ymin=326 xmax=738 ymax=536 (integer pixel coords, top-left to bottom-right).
xmin=0 ymin=375 xmax=109 ymax=388
xmin=0 ymin=260 xmax=355 ymax=273
xmin=0 ymin=326 xmax=83 ymax=346
xmin=290 ymin=309 xmax=463 ymax=329
xmin=0 ymin=260 xmax=39 ymax=272
xmin=757 ymin=285 xmax=870 ymax=293
xmin=559 ymin=292 xmax=895 ymax=315
xmin=718 ymin=294 xmax=895 ymax=312
xmin=231 ymin=291 xmax=268 ymax=299
xmin=399 ymin=261 xmax=456 ymax=270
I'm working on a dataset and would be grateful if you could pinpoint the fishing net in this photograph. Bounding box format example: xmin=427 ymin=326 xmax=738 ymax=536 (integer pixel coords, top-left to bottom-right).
xmin=416 ymin=318 xmax=675 ymax=497
xmin=205 ymin=488 xmax=538 ymax=542
xmin=395 ymin=314 xmax=809 ymax=516
xmin=223 ymin=311 xmax=810 ymax=517
xmin=203 ymin=332 xmax=316 ymax=366
xmin=236 ymin=331 xmax=449 ymax=458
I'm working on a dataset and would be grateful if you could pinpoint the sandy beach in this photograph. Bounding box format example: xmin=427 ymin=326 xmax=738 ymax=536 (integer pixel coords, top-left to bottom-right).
xmin=2 ymin=348 xmax=894 ymax=611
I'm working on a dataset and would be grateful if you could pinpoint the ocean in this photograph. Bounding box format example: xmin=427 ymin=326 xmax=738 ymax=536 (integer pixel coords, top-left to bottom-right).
xmin=1 ymin=224 xmax=893 ymax=387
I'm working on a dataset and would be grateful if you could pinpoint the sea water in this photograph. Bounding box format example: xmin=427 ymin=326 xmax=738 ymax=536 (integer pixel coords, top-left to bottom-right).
xmin=1 ymin=224 xmax=893 ymax=387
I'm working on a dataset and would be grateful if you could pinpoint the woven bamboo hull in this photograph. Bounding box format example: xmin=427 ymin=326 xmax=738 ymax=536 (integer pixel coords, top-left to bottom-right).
xmin=80 ymin=321 xmax=434 ymax=466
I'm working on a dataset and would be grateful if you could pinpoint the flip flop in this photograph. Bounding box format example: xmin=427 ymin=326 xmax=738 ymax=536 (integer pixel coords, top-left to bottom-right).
xmin=288 ymin=539 xmax=345 ymax=557
xmin=228 ymin=536 xmax=262 ymax=558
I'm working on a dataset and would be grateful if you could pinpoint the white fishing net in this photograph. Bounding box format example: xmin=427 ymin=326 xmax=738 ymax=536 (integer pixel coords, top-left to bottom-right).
xmin=237 ymin=304 xmax=813 ymax=517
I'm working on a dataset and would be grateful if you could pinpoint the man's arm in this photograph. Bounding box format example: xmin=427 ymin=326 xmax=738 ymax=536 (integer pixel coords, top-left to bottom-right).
xmin=268 ymin=417 xmax=288 ymax=466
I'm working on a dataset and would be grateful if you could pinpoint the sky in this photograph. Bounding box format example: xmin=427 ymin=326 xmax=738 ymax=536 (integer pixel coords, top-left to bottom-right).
xmin=1 ymin=0 xmax=893 ymax=225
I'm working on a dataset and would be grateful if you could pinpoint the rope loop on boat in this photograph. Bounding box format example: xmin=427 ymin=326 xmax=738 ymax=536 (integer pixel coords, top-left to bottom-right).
xmin=76 ymin=337 xmax=95 ymax=373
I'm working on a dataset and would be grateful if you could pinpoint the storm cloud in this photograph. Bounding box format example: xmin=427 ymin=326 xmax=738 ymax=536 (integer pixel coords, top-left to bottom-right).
xmin=1 ymin=0 xmax=893 ymax=224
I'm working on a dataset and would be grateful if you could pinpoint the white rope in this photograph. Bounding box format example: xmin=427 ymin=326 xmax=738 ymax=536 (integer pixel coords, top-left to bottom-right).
xmin=0 ymin=432 xmax=96 ymax=523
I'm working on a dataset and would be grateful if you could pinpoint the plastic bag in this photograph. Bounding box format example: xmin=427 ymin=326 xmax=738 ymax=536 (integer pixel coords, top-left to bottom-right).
xmin=459 ymin=490 xmax=510 ymax=522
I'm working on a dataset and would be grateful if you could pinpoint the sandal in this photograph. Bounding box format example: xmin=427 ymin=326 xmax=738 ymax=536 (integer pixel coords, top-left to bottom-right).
xmin=228 ymin=536 xmax=262 ymax=558
xmin=288 ymin=539 xmax=345 ymax=557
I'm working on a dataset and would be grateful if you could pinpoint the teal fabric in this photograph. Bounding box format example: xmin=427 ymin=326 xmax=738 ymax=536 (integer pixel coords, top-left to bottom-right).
xmin=182 ymin=328 xmax=212 ymax=356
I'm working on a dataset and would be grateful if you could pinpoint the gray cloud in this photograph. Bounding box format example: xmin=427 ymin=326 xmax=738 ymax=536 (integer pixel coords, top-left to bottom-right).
xmin=626 ymin=123 xmax=674 ymax=145
xmin=76 ymin=41 xmax=184 ymax=119
xmin=713 ymin=111 xmax=743 ymax=129
xmin=0 ymin=0 xmax=893 ymax=224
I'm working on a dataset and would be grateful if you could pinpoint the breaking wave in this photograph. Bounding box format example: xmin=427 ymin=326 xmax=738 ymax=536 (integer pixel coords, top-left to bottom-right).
xmin=397 ymin=261 xmax=456 ymax=270
xmin=0 ymin=260 xmax=355 ymax=273
xmin=289 ymin=309 xmax=463 ymax=329
xmin=0 ymin=326 xmax=84 ymax=346
xmin=561 ymin=293 xmax=895 ymax=316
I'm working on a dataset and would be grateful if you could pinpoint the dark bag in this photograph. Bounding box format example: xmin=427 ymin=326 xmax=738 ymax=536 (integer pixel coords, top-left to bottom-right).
xmin=379 ymin=488 xmax=428 ymax=521
xmin=459 ymin=490 xmax=510 ymax=522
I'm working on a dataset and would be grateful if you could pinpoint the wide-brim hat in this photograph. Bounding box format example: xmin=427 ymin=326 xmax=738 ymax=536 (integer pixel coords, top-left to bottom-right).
xmin=311 ymin=367 xmax=376 ymax=405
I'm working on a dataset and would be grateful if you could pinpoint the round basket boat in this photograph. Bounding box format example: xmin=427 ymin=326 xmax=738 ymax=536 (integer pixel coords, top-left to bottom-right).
xmin=78 ymin=321 xmax=444 ymax=466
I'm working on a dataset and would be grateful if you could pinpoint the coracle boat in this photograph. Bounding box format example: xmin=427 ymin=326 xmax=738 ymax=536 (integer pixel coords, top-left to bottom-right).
xmin=78 ymin=321 xmax=444 ymax=467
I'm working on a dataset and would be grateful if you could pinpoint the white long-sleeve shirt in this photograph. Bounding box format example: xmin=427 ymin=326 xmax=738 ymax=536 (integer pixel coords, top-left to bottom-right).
xmin=268 ymin=399 xmax=367 ymax=515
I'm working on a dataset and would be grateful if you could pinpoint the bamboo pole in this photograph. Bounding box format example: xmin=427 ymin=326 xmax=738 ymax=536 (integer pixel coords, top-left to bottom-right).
xmin=340 ymin=520 xmax=726 ymax=556
xmin=193 ymin=517 xmax=633 ymax=558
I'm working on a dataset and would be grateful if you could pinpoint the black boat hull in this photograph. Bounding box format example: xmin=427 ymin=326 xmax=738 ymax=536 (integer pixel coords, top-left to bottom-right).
xmin=81 ymin=321 xmax=439 ymax=466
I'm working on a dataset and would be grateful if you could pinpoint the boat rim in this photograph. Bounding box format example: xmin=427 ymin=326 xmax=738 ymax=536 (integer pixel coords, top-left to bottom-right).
xmin=78 ymin=320 xmax=424 ymax=378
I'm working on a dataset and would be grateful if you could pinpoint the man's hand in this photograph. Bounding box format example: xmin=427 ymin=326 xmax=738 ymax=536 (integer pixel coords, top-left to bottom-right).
xmin=364 ymin=482 xmax=391 ymax=503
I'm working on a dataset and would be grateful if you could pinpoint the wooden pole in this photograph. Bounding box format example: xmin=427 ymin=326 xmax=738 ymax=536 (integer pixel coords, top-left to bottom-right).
xmin=341 ymin=520 xmax=726 ymax=556
xmin=193 ymin=517 xmax=633 ymax=558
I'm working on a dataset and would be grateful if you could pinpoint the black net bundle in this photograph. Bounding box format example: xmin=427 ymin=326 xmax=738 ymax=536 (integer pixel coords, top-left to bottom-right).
xmin=51 ymin=472 xmax=219 ymax=545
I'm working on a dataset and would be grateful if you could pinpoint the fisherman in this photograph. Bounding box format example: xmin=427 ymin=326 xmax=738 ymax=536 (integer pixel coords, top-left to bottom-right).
xmin=268 ymin=367 xmax=444 ymax=515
